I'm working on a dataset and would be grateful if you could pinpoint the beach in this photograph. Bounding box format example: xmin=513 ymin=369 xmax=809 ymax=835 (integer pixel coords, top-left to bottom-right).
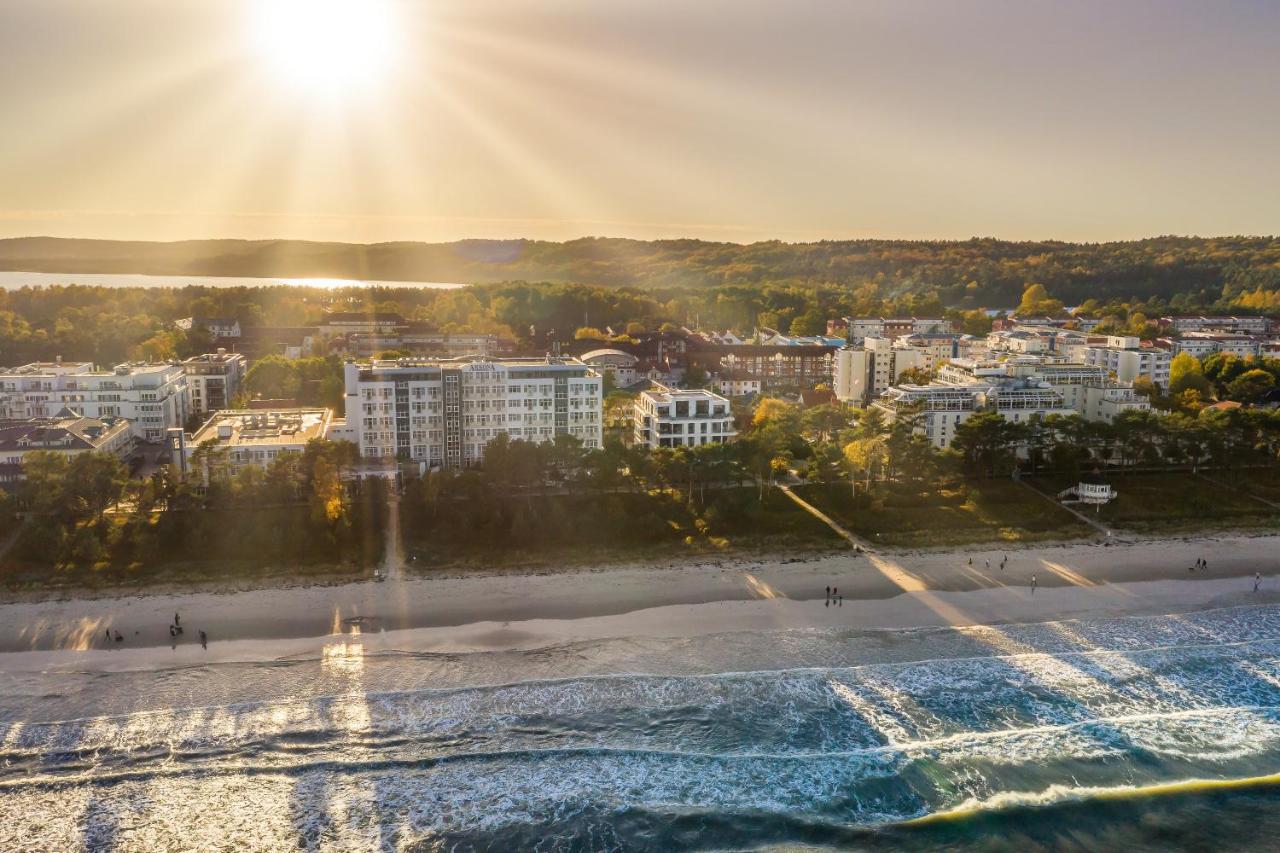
xmin=1 ymin=532 xmax=1277 ymax=660
xmin=6 ymin=534 xmax=1280 ymax=851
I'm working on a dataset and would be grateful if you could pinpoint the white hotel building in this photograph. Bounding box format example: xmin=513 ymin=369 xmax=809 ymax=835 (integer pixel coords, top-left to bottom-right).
xmin=875 ymin=357 xmax=1150 ymax=449
xmin=632 ymin=386 xmax=736 ymax=449
xmin=0 ymin=360 xmax=190 ymax=442
xmin=344 ymin=356 xmax=603 ymax=469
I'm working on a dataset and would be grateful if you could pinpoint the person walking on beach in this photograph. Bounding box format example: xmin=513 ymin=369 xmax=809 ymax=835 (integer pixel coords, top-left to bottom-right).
xmin=833 ymin=586 xmax=838 ymax=597
xmin=200 ymin=630 xmax=208 ymax=650
xmin=838 ymin=595 xmax=843 ymax=607
xmin=1031 ymin=575 xmax=1037 ymax=595
xmin=1255 ymin=573 xmax=1262 ymax=593
xmin=826 ymin=586 xmax=830 ymax=598
xmin=174 ymin=612 xmax=180 ymax=627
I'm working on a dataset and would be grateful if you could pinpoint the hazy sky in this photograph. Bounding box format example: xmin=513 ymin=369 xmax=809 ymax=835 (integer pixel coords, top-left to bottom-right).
xmin=1 ymin=0 xmax=1278 ymax=244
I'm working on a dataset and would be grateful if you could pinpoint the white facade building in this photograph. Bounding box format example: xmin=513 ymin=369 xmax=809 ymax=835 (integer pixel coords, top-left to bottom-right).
xmin=833 ymin=338 xmax=925 ymax=407
xmin=876 ymin=356 xmax=1150 ymax=448
xmin=344 ymin=356 xmax=603 ymax=469
xmin=183 ymin=350 xmax=247 ymax=415
xmin=1165 ymin=332 xmax=1263 ymax=360
xmin=632 ymin=386 xmax=736 ymax=449
xmin=0 ymin=360 xmax=190 ymax=443
xmin=176 ymin=408 xmax=332 ymax=476
xmin=1082 ymin=336 xmax=1172 ymax=388
xmin=579 ymin=348 xmax=641 ymax=387
xmin=1162 ymin=315 xmax=1272 ymax=335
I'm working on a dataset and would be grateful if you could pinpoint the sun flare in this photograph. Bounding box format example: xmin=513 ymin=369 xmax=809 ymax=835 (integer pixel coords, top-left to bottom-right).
xmin=250 ymin=0 xmax=396 ymax=95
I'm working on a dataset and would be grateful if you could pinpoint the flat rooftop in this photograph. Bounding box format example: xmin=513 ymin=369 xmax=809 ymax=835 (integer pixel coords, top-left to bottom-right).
xmin=190 ymin=408 xmax=330 ymax=447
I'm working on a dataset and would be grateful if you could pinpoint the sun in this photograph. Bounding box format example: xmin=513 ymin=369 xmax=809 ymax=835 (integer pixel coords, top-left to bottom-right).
xmin=250 ymin=0 xmax=397 ymax=95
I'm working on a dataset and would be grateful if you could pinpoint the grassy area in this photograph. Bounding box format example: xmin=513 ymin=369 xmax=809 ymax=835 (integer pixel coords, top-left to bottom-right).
xmin=0 ymin=557 xmax=370 ymax=596
xmin=1218 ymin=468 xmax=1280 ymax=505
xmin=400 ymin=486 xmax=847 ymax=571
xmin=794 ymin=480 xmax=1095 ymax=548
xmin=1029 ymin=471 xmax=1280 ymax=534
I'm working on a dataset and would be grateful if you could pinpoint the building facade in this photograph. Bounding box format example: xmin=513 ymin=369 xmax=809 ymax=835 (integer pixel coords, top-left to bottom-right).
xmin=718 ymin=345 xmax=836 ymax=389
xmin=632 ymin=386 xmax=736 ymax=449
xmin=344 ymin=356 xmax=603 ymax=469
xmin=1082 ymin=336 xmax=1172 ymax=388
xmin=833 ymin=338 xmax=925 ymax=407
xmin=0 ymin=360 xmax=190 ymax=443
xmin=183 ymin=350 xmax=247 ymax=415
xmin=876 ymin=356 xmax=1151 ymax=448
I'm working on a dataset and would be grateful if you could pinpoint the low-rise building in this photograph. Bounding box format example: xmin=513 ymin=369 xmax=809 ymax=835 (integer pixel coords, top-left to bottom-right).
xmin=0 ymin=360 xmax=190 ymax=442
xmin=182 ymin=350 xmax=247 ymax=415
xmin=876 ymin=356 xmax=1150 ymax=448
xmin=713 ymin=372 xmax=764 ymax=397
xmin=1161 ymin=315 xmax=1273 ymax=335
xmin=176 ymin=317 xmax=241 ymax=339
xmin=833 ymin=317 xmax=949 ymax=345
xmin=0 ymin=412 xmax=134 ymax=486
xmin=579 ymin=348 xmax=642 ymax=387
xmin=345 ymin=326 xmax=512 ymax=359
xmin=344 ymin=356 xmax=603 ymax=469
xmin=1163 ymin=332 xmax=1264 ymax=359
xmin=633 ymin=386 xmax=736 ymax=449
xmin=173 ymin=408 xmax=331 ymax=476
xmin=1082 ymin=336 xmax=1172 ymax=388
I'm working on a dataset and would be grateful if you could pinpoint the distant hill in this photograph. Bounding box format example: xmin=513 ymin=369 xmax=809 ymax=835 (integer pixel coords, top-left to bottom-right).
xmin=1 ymin=235 xmax=1278 ymax=306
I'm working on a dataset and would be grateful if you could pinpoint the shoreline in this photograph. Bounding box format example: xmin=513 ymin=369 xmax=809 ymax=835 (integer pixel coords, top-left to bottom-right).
xmin=1 ymin=532 xmax=1277 ymax=660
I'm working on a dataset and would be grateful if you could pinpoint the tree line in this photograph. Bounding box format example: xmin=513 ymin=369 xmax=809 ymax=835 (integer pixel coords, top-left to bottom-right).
xmin=2 ymin=440 xmax=385 ymax=582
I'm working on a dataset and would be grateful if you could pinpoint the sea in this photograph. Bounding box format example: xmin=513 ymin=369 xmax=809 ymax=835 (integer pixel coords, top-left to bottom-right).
xmin=0 ymin=271 xmax=467 ymax=291
xmin=3 ymin=604 xmax=1280 ymax=851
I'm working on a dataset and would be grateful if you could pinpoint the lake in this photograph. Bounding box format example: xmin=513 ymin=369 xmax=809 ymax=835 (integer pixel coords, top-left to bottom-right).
xmin=0 ymin=271 xmax=469 ymax=291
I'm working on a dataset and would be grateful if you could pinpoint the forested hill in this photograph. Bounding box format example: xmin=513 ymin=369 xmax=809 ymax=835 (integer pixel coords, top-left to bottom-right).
xmin=2 ymin=235 xmax=1279 ymax=306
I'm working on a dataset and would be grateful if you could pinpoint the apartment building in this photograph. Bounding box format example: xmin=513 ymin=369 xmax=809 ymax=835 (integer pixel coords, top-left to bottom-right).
xmin=182 ymin=350 xmax=247 ymax=415
xmin=834 ymin=317 xmax=950 ymax=345
xmin=347 ymin=329 xmax=510 ymax=358
xmin=1162 ymin=332 xmax=1264 ymax=360
xmin=1082 ymin=336 xmax=1172 ymax=388
xmin=893 ymin=333 xmax=961 ymax=371
xmin=1161 ymin=315 xmax=1273 ymax=335
xmin=833 ymin=338 xmax=925 ymax=407
xmin=718 ymin=344 xmax=836 ymax=390
xmin=632 ymin=386 xmax=736 ymax=449
xmin=0 ymin=360 xmax=190 ymax=442
xmin=877 ymin=356 xmax=1150 ymax=448
xmin=344 ymin=356 xmax=602 ymax=469
xmin=173 ymin=408 xmax=331 ymax=477
xmin=0 ymin=412 xmax=134 ymax=486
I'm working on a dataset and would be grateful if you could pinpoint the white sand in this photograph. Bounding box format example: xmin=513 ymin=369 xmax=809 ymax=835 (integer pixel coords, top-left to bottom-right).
xmin=1 ymin=533 xmax=1277 ymax=671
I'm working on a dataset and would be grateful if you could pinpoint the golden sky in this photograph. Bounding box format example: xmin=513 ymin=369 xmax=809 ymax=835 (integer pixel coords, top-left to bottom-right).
xmin=1 ymin=0 xmax=1278 ymax=244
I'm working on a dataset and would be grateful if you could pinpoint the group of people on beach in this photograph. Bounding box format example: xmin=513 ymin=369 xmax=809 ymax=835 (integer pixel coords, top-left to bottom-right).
xmin=104 ymin=612 xmax=207 ymax=649
xmin=968 ymin=555 xmax=1009 ymax=571
xmin=1189 ymin=557 xmax=1209 ymax=572
xmin=825 ymin=585 xmax=842 ymax=607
